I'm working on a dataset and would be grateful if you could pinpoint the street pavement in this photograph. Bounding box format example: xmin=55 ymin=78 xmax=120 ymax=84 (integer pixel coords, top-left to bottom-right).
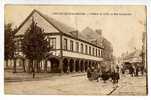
xmin=111 ymin=74 xmax=147 ymax=96
xmin=4 ymin=70 xmax=147 ymax=95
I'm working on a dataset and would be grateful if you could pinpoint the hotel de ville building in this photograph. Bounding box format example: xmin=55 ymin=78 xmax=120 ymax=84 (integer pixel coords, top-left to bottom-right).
xmin=6 ymin=9 xmax=106 ymax=73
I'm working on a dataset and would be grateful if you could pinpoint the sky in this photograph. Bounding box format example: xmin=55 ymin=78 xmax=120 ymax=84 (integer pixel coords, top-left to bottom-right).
xmin=4 ymin=5 xmax=146 ymax=57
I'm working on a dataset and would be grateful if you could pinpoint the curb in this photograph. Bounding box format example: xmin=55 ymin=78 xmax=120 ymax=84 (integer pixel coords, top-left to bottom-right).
xmin=106 ymin=86 xmax=119 ymax=95
xmin=71 ymin=73 xmax=86 ymax=77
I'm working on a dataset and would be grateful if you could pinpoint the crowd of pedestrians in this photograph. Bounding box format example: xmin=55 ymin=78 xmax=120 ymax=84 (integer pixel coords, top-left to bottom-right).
xmin=86 ymin=62 xmax=145 ymax=89
xmin=87 ymin=64 xmax=120 ymax=88
xmin=120 ymin=62 xmax=145 ymax=77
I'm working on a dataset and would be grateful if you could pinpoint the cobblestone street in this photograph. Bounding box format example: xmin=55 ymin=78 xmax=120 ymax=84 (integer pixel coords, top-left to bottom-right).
xmin=4 ymin=71 xmax=147 ymax=95
xmin=111 ymin=75 xmax=147 ymax=95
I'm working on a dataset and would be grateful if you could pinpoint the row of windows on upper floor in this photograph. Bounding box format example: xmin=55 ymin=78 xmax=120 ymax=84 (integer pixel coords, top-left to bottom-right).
xmin=14 ymin=37 xmax=57 ymax=52
xmin=63 ymin=38 xmax=102 ymax=57
xmin=14 ymin=37 xmax=102 ymax=57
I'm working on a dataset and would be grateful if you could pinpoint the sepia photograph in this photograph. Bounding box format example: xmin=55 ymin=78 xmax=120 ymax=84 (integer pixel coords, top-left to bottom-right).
xmin=4 ymin=5 xmax=147 ymax=95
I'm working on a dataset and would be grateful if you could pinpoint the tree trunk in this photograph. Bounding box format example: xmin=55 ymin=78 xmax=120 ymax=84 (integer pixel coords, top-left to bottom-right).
xmin=5 ymin=60 xmax=8 ymax=68
xmin=28 ymin=60 xmax=32 ymax=73
xmin=40 ymin=61 xmax=42 ymax=72
xmin=37 ymin=60 xmax=41 ymax=73
xmin=22 ymin=59 xmax=26 ymax=72
xmin=31 ymin=60 xmax=35 ymax=78
xmin=31 ymin=60 xmax=34 ymax=72
xmin=13 ymin=59 xmax=16 ymax=73
xmin=35 ymin=60 xmax=38 ymax=73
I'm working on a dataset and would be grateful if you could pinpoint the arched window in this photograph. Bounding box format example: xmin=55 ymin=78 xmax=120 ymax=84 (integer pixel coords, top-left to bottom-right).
xmin=81 ymin=43 xmax=83 ymax=53
xmin=85 ymin=45 xmax=88 ymax=54
xmin=89 ymin=46 xmax=91 ymax=55
xmin=76 ymin=42 xmax=79 ymax=52
xmin=63 ymin=38 xmax=68 ymax=50
xmin=70 ymin=40 xmax=74 ymax=51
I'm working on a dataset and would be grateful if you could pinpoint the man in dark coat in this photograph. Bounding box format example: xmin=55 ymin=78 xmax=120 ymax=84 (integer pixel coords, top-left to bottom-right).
xmin=129 ymin=64 xmax=134 ymax=77
xmin=111 ymin=67 xmax=120 ymax=88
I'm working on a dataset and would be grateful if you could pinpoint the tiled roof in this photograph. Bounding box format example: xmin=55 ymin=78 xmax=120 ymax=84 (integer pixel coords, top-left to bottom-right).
xmin=35 ymin=10 xmax=76 ymax=36
xmin=81 ymin=27 xmax=103 ymax=47
xmin=81 ymin=27 xmax=99 ymax=40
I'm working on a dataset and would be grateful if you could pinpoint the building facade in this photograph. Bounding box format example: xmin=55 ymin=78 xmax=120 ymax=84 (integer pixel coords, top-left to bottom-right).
xmin=11 ymin=9 xmax=103 ymax=73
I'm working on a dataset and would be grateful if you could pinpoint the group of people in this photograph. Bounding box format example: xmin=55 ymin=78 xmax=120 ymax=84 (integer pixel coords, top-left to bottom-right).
xmin=87 ymin=64 xmax=120 ymax=88
xmin=86 ymin=62 xmax=145 ymax=88
xmin=121 ymin=63 xmax=145 ymax=77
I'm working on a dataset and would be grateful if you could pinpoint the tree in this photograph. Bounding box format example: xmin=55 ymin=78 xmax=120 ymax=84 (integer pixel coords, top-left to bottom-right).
xmin=22 ymin=19 xmax=50 ymax=78
xmin=102 ymin=38 xmax=113 ymax=61
xmin=101 ymin=38 xmax=114 ymax=71
xmin=4 ymin=23 xmax=16 ymax=68
xmin=95 ymin=30 xmax=114 ymax=72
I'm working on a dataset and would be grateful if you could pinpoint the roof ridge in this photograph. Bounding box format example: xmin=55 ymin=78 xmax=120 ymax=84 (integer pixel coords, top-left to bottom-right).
xmin=15 ymin=9 xmax=76 ymax=36
xmin=33 ymin=9 xmax=63 ymax=33
xmin=34 ymin=9 xmax=76 ymax=35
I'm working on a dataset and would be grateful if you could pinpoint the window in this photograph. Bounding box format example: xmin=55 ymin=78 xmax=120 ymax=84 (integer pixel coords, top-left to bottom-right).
xmin=63 ymin=38 xmax=68 ymax=50
xmin=18 ymin=41 xmax=22 ymax=51
xmin=85 ymin=45 xmax=88 ymax=54
xmin=81 ymin=43 xmax=83 ymax=53
xmin=98 ymin=49 xmax=100 ymax=57
xmin=70 ymin=40 xmax=74 ymax=51
xmin=76 ymin=42 xmax=79 ymax=52
xmin=15 ymin=38 xmax=22 ymax=52
xmin=16 ymin=40 xmax=22 ymax=52
xmin=93 ymin=48 xmax=95 ymax=56
xmin=96 ymin=48 xmax=97 ymax=56
xmin=89 ymin=46 xmax=91 ymax=55
xmin=49 ymin=38 xmax=56 ymax=49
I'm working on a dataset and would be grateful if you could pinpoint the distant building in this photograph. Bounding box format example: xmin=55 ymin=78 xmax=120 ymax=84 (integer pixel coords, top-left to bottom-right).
xmin=11 ymin=9 xmax=103 ymax=73
xmin=121 ymin=49 xmax=142 ymax=64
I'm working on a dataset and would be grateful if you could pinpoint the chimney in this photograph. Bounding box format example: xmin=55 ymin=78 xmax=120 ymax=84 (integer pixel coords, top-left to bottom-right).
xmin=96 ymin=29 xmax=102 ymax=36
xmin=70 ymin=30 xmax=78 ymax=38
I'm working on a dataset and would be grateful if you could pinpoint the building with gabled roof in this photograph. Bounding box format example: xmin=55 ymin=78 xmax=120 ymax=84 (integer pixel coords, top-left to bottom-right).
xmin=13 ymin=9 xmax=103 ymax=73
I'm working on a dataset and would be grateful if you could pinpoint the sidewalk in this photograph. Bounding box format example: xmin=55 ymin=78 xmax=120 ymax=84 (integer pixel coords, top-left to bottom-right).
xmin=5 ymin=74 xmax=114 ymax=95
xmin=4 ymin=69 xmax=86 ymax=82
xmin=5 ymin=69 xmax=114 ymax=95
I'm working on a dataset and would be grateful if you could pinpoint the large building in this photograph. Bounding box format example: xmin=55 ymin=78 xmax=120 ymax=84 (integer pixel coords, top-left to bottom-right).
xmin=12 ymin=9 xmax=103 ymax=73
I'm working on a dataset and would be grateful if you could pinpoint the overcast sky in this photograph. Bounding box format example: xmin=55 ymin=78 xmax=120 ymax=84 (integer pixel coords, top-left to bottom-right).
xmin=5 ymin=5 xmax=146 ymax=57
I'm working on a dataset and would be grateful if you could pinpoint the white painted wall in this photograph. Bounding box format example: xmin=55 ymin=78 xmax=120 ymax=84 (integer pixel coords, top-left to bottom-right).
xmin=62 ymin=35 xmax=103 ymax=61
xmin=63 ymin=36 xmax=102 ymax=56
xmin=49 ymin=50 xmax=61 ymax=57
xmin=63 ymin=51 xmax=103 ymax=61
